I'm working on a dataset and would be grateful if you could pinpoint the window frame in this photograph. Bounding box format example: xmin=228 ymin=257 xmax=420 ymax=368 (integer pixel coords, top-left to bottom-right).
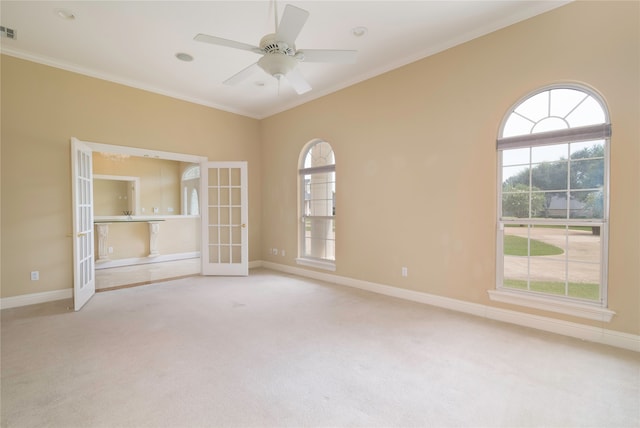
xmin=490 ymin=84 xmax=615 ymax=322
xmin=296 ymin=140 xmax=336 ymax=271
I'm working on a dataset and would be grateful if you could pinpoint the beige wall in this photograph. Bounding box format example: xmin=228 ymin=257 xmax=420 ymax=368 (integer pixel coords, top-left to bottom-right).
xmin=1 ymin=2 xmax=638 ymax=336
xmin=93 ymin=155 xmax=183 ymax=216
xmin=259 ymin=1 xmax=639 ymax=335
xmin=1 ymin=55 xmax=262 ymax=298
xmin=95 ymin=217 xmax=200 ymax=260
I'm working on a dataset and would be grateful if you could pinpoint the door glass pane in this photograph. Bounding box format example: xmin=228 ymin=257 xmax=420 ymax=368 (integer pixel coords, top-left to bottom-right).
xmin=231 ymin=207 xmax=241 ymax=224
xmin=232 ymin=245 xmax=242 ymax=264
xmin=231 ymin=188 xmax=241 ymax=205
xmin=208 ymin=207 xmax=218 ymax=224
xmin=208 ymin=169 xmax=219 ymax=186
xmin=219 ymin=188 xmax=230 ymax=205
xmin=208 ymin=188 xmax=218 ymax=206
xmin=220 ymin=208 xmax=230 ymax=225
xmin=220 ymin=226 xmax=230 ymax=244
xmin=230 ymin=168 xmax=241 ymax=186
xmin=231 ymin=226 xmax=241 ymax=245
xmin=208 ymin=226 xmax=219 ymax=244
xmin=209 ymin=245 xmax=219 ymax=263
xmin=220 ymin=168 xmax=229 ymax=186
xmin=220 ymin=246 xmax=230 ymax=263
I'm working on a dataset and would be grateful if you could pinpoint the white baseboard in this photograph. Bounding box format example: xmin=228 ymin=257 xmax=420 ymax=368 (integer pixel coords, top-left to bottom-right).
xmin=260 ymin=261 xmax=640 ymax=353
xmin=1 ymin=289 xmax=72 ymax=310
xmin=95 ymin=252 xmax=200 ymax=270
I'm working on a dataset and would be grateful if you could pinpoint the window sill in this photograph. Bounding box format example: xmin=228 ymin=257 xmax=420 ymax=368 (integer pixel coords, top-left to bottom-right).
xmin=488 ymin=289 xmax=615 ymax=322
xmin=295 ymin=258 xmax=336 ymax=272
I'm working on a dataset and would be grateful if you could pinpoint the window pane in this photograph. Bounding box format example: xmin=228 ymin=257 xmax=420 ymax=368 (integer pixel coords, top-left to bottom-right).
xmin=566 ymin=96 xmax=606 ymax=127
xmin=502 ymin=115 xmax=534 ymax=138
xmin=515 ymin=91 xmax=549 ymax=123
xmin=570 ymin=140 xmax=604 ymax=159
xmin=502 ymin=188 xmax=530 ymax=218
xmin=502 ymin=165 xmax=530 ymax=189
xmin=531 ymin=143 xmax=568 ymax=163
xmin=550 ymin=89 xmax=588 ymax=118
xmin=569 ymin=190 xmax=603 ymax=219
xmin=303 ymin=217 xmax=335 ymax=260
xmin=541 ymin=191 xmax=568 ymax=219
xmin=531 ymin=161 xmax=567 ymax=191
xmin=570 ymin=159 xmax=603 ymax=190
xmin=567 ymin=262 xmax=600 ymax=301
xmin=502 ymin=148 xmax=530 ymax=167
xmin=567 ymin=229 xmax=601 ymax=263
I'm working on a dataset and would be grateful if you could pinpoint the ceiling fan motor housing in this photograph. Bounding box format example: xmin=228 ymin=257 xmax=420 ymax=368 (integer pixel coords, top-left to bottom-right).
xmin=260 ymin=34 xmax=296 ymax=56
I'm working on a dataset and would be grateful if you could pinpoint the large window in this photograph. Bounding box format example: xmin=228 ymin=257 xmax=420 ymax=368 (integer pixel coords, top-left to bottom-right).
xmin=493 ymin=85 xmax=613 ymax=319
xmin=297 ymin=140 xmax=336 ymax=270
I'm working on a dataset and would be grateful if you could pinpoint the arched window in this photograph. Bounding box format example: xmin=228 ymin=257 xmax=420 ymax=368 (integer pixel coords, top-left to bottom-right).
xmin=493 ymin=85 xmax=612 ymax=319
xmin=297 ymin=140 xmax=336 ymax=270
xmin=181 ymin=165 xmax=200 ymax=216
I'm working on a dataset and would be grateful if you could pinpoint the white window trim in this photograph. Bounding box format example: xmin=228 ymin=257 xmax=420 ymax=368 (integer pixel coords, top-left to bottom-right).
xmin=488 ymin=289 xmax=615 ymax=322
xmin=298 ymin=140 xmax=336 ymax=267
xmin=494 ymin=84 xmax=611 ymax=316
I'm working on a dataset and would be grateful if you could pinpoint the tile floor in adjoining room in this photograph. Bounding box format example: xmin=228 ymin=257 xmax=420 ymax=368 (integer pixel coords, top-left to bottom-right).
xmin=95 ymin=258 xmax=201 ymax=290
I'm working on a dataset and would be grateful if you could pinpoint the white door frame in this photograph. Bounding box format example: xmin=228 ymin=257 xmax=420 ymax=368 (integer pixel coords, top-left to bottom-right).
xmin=201 ymin=161 xmax=249 ymax=276
xmin=71 ymin=138 xmax=96 ymax=310
xmin=70 ymin=138 xmax=207 ymax=309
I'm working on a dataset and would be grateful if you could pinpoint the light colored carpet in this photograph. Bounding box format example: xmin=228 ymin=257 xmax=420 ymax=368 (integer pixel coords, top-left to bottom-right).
xmin=2 ymin=269 xmax=639 ymax=428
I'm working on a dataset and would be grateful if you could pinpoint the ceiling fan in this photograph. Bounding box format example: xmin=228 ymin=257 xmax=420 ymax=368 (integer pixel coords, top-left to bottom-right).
xmin=194 ymin=3 xmax=357 ymax=94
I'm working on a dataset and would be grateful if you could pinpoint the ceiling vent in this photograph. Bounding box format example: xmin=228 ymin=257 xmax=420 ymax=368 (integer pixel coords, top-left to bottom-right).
xmin=0 ymin=26 xmax=17 ymax=40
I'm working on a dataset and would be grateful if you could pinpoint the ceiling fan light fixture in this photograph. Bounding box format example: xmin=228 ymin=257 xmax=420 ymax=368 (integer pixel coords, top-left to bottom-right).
xmin=257 ymin=54 xmax=297 ymax=78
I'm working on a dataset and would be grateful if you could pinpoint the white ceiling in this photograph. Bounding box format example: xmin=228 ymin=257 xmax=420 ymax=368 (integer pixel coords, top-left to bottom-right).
xmin=1 ymin=1 xmax=568 ymax=119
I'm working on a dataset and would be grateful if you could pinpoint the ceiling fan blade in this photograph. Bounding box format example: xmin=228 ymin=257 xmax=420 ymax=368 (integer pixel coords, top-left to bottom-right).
xmin=276 ymin=4 xmax=309 ymax=45
xmin=297 ymin=49 xmax=358 ymax=64
xmin=286 ymin=67 xmax=312 ymax=95
xmin=194 ymin=33 xmax=262 ymax=54
xmin=223 ymin=62 xmax=260 ymax=86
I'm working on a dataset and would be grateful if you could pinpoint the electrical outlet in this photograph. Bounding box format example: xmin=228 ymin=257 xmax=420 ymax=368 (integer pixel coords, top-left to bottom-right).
xmin=401 ymin=267 xmax=408 ymax=277
xmin=31 ymin=271 xmax=39 ymax=281
xmin=273 ymin=248 xmax=279 ymax=256
xmin=281 ymin=250 xmax=286 ymax=257
xmin=108 ymin=246 xmax=114 ymax=254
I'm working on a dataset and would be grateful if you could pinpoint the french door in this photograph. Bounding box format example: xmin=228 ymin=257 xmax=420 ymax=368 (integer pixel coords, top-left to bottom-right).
xmin=201 ymin=162 xmax=248 ymax=276
xmin=71 ymin=138 xmax=96 ymax=310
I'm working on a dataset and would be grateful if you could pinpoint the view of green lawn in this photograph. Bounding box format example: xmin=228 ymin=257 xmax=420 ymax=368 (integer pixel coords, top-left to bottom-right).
xmin=503 ymin=235 xmax=563 ymax=256
xmin=503 ymin=231 xmax=600 ymax=301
